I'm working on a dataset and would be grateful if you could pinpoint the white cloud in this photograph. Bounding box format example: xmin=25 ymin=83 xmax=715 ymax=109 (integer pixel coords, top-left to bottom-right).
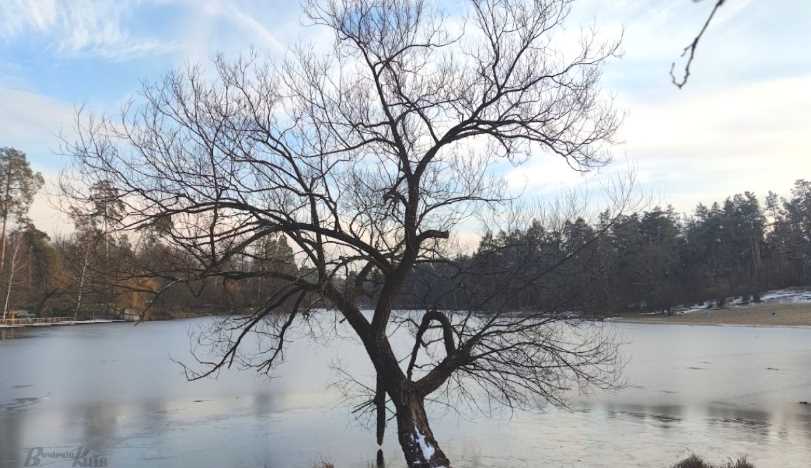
xmin=505 ymin=154 xmax=594 ymax=194
xmin=0 ymin=0 xmax=178 ymax=60
xmin=0 ymin=87 xmax=75 ymax=149
xmin=29 ymin=172 xmax=72 ymax=239
xmin=621 ymin=76 xmax=811 ymax=161
xmin=571 ymin=0 xmax=756 ymax=62
xmin=502 ymin=74 xmax=811 ymax=213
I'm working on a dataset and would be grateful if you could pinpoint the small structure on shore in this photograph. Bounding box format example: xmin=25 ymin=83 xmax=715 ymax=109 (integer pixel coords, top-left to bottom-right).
xmin=120 ymin=308 xmax=141 ymax=321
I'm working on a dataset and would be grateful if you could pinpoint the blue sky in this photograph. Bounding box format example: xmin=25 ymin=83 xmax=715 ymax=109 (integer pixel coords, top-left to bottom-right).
xmin=1 ymin=0 xmax=810 ymax=235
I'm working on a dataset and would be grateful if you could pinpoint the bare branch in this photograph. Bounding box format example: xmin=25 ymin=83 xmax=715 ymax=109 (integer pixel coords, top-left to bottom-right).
xmin=671 ymin=0 xmax=726 ymax=89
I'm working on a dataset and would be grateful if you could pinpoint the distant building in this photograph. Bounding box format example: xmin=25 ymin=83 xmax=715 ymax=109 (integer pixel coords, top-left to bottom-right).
xmin=9 ymin=310 xmax=34 ymax=319
xmin=120 ymin=309 xmax=141 ymax=321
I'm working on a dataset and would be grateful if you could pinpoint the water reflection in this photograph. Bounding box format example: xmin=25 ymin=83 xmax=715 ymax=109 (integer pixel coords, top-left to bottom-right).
xmin=0 ymin=328 xmax=24 ymax=341
xmin=252 ymin=391 xmax=278 ymax=417
xmin=0 ymin=412 xmax=24 ymax=468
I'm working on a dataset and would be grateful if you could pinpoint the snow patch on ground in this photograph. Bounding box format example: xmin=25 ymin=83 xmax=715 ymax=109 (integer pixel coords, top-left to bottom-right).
xmin=676 ymin=301 xmax=716 ymax=315
xmin=675 ymin=288 xmax=811 ymax=315
xmin=760 ymin=288 xmax=811 ymax=304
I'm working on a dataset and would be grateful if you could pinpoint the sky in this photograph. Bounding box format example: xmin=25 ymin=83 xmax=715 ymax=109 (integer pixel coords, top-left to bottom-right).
xmin=0 ymin=0 xmax=809 ymax=236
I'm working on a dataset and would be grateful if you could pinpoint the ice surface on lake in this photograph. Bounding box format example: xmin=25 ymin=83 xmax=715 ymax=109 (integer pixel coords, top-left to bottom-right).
xmin=1 ymin=317 xmax=810 ymax=468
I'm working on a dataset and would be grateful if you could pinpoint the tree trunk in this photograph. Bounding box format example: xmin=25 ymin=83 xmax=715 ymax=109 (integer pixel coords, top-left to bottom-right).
xmin=73 ymin=251 xmax=90 ymax=321
xmin=0 ymin=172 xmax=10 ymax=273
xmin=394 ymin=390 xmax=451 ymax=468
xmin=0 ymin=212 xmax=7 ymax=275
xmin=375 ymin=374 xmax=387 ymax=446
xmin=33 ymin=288 xmax=59 ymax=317
xmin=2 ymin=235 xmax=22 ymax=322
xmin=751 ymin=236 xmax=762 ymax=300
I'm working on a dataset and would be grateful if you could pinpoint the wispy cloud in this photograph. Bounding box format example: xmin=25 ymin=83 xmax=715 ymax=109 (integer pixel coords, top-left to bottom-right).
xmin=0 ymin=0 xmax=179 ymax=60
xmin=0 ymin=87 xmax=75 ymax=151
xmin=204 ymin=1 xmax=285 ymax=52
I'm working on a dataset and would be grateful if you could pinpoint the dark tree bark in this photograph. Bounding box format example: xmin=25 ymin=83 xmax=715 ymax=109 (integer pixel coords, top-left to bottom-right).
xmin=394 ymin=388 xmax=449 ymax=468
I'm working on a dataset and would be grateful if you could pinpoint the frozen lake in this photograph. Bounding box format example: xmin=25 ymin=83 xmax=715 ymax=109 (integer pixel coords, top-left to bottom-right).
xmin=1 ymin=317 xmax=810 ymax=467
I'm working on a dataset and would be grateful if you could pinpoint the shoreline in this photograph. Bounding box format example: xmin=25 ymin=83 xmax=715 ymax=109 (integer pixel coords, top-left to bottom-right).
xmin=609 ymin=302 xmax=811 ymax=328
xmin=0 ymin=319 xmax=127 ymax=329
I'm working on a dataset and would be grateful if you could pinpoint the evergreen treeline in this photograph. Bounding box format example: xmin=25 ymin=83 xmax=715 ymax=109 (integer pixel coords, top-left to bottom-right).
xmin=396 ymin=181 xmax=811 ymax=315
xmin=2 ymin=145 xmax=811 ymax=320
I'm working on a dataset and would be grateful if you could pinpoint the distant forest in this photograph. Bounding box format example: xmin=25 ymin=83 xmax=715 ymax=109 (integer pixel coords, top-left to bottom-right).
xmin=1 ymin=147 xmax=810 ymax=319
xmin=393 ymin=180 xmax=811 ymax=315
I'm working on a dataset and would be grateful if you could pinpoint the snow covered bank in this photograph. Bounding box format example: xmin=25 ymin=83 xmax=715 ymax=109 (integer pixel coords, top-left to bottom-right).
xmin=676 ymin=287 xmax=811 ymax=315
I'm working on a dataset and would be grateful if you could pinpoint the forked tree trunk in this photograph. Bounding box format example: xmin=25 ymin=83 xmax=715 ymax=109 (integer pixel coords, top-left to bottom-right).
xmin=394 ymin=390 xmax=451 ymax=468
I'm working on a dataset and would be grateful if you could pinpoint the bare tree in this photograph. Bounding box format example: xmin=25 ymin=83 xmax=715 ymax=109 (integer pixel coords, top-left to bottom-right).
xmin=64 ymin=1 xmax=622 ymax=466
